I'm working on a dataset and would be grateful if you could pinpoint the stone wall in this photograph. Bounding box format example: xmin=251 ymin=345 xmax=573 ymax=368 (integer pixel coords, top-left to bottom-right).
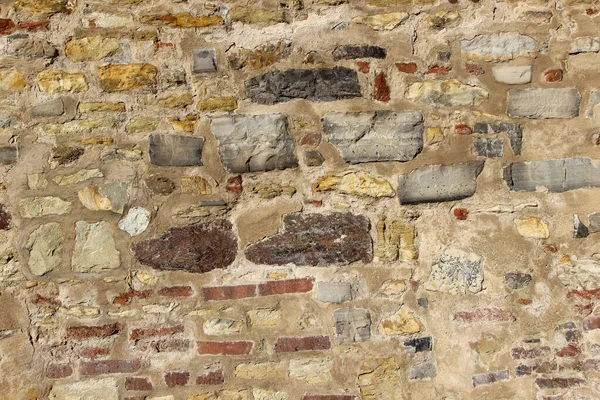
xmin=1 ymin=0 xmax=600 ymax=399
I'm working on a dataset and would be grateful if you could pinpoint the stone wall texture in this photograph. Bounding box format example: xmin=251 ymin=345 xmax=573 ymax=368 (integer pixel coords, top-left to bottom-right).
xmin=1 ymin=0 xmax=600 ymax=399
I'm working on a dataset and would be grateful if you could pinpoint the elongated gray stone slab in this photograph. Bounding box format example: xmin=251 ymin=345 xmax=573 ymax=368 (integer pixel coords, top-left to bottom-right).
xmin=461 ymin=34 xmax=537 ymax=61
xmin=398 ymin=161 xmax=485 ymax=204
xmin=323 ymin=110 xmax=423 ymax=163
xmin=504 ymin=158 xmax=600 ymax=192
xmin=210 ymin=114 xmax=298 ymax=173
xmin=507 ymin=88 xmax=581 ymax=119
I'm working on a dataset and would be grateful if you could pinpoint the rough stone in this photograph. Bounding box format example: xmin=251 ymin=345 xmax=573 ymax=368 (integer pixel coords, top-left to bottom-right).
xmin=245 ymin=212 xmax=372 ymax=266
xmin=288 ymin=357 xmax=332 ymax=383
xmin=149 ymin=134 xmax=204 ymax=166
xmin=403 ymin=337 xmax=432 ymax=353
xmin=375 ymin=218 xmax=417 ymax=263
xmin=27 ymin=222 xmax=63 ymax=276
xmin=570 ymin=37 xmax=600 ymax=54
xmin=65 ymin=36 xmax=120 ymax=61
xmin=49 ymin=378 xmax=118 ymax=400
xmin=210 ymin=114 xmax=298 ymax=173
xmin=398 ymin=161 xmax=485 ymax=204
xmin=0 ymin=69 xmax=28 ymax=91
xmin=359 ymin=358 xmax=402 ymax=400
xmin=507 ymin=88 xmax=581 ymax=119
xmin=322 ymin=111 xmax=423 ymax=163
xmin=0 ymin=147 xmax=18 ymax=165
xmin=253 ymin=389 xmax=287 ymax=400
xmin=474 ymin=138 xmax=504 ymax=158
xmin=406 ymin=80 xmax=488 ymax=107
xmin=133 ymin=220 xmax=237 ymax=273
xmin=313 ymin=170 xmax=395 ymax=197
xmin=573 ymin=215 xmax=589 ymax=238
xmin=426 ymin=247 xmax=484 ymax=294
xmin=197 ymin=97 xmax=237 ymax=113
xmin=235 ymin=362 xmax=282 ymax=379
xmin=27 ymin=173 xmax=47 ymax=190
xmin=37 ymin=70 xmax=88 ymax=93
xmin=79 ymin=102 xmax=125 ymax=113
xmin=145 ymin=176 xmax=175 ymax=195
xmin=32 ymin=98 xmax=64 ymax=117
xmin=472 ymin=122 xmax=523 ymax=156
xmin=245 ymin=67 xmax=361 ymax=104
xmin=203 ymin=319 xmax=245 ymax=335
xmin=352 ymin=12 xmax=409 ymax=31
xmin=315 ymin=282 xmax=352 ymax=303
xmin=78 ymin=182 xmax=129 ymax=214
xmin=229 ymin=7 xmax=286 ymax=25
xmin=492 ymin=65 xmax=532 ymax=84
xmin=53 ymin=169 xmax=103 ymax=185
xmin=127 ymin=117 xmax=158 ymax=133
xmin=227 ymin=42 xmax=291 ymax=71
xmin=333 ymin=307 xmax=370 ymax=344
xmin=461 ymin=34 xmax=537 ymax=61
xmin=409 ymin=361 xmax=437 ymax=380
xmin=7 ymin=38 xmax=57 ymax=59
xmin=72 ymin=221 xmax=120 ymax=273
xmin=586 ymin=90 xmax=600 ymax=118
xmin=380 ymin=280 xmax=407 ymax=296
xmin=19 ymin=196 xmax=72 ymax=218
xmin=589 ymin=212 xmax=600 ymax=232
xmin=193 ymin=49 xmax=217 ymax=73
xmin=140 ymin=13 xmax=222 ymax=28
xmin=304 ymin=150 xmax=324 ymax=166
xmin=118 ymin=207 xmax=151 ymax=236
xmin=13 ymin=0 xmax=74 ymax=15
xmin=0 ymin=204 xmax=11 ymax=230
xmin=379 ymin=307 xmax=422 ymax=335
xmin=504 ymin=158 xmax=600 ymax=192
xmin=504 ymin=272 xmax=532 ymax=290
xmin=332 ymin=45 xmax=387 ymax=61
xmin=97 ymin=64 xmax=158 ymax=92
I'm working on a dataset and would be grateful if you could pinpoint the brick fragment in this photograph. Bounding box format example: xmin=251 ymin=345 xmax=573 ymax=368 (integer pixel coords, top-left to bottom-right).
xmin=79 ymin=346 xmax=110 ymax=359
xmin=556 ymin=344 xmax=581 ymax=357
xmin=196 ymin=369 xmax=225 ymax=385
xmin=0 ymin=19 xmax=15 ymax=34
xmin=396 ymin=62 xmax=417 ymax=73
xmin=356 ymin=61 xmax=370 ymax=73
xmin=198 ymin=341 xmax=253 ymax=355
xmin=130 ymin=325 xmax=184 ymax=341
xmin=46 ymin=363 xmax=73 ymax=379
xmin=465 ymin=63 xmax=484 ymax=75
xmin=164 ymin=371 xmax=190 ymax=387
xmin=455 ymin=124 xmax=472 ymax=135
xmin=113 ymin=289 xmax=152 ymax=305
xmin=125 ymin=377 xmax=153 ymax=391
xmin=454 ymin=307 xmax=516 ymax=325
xmin=453 ymin=208 xmax=468 ymax=220
xmin=202 ymin=284 xmax=257 ymax=301
xmin=157 ymin=286 xmax=193 ymax=297
xmin=471 ymin=370 xmax=509 ymax=387
xmin=427 ymin=65 xmax=451 ymax=74
xmin=511 ymin=346 xmax=551 ymax=359
xmin=67 ymin=323 xmax=120 ymax=339
xmin=535 ymin=377 xmax=584 ymax=389
xmin=226 ymin=175 xmax=243 ymax=193
xmin=80 ymin=359 xmax=141 ymax=376
xmin=258 ymin=278 xmax=314 ymax=296
xmin=544 ymin=69 xmax=563 ymax=82
xmin=17 ymin=20 xmax=50 ymax=31
xmin=274 ymin=336 xmax=331 ymax=353
xmin=373 ymin=72 xmax=390 ymax=102
xmin=150 ymin=339 xmax=190 ymax=352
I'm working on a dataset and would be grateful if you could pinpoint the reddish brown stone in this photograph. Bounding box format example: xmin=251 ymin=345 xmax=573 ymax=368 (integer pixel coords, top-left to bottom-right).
xmin=17 ymin=20 xmax=50 ymax=31
xmin=158 ymin=286 xmax=193 ymax=297
xmin=164 ymin=371 xmax=189 ymax=387
xmin=150 ymin=339 xmax=190 ymax=352
xmin=80 ymin=346 xmax=110 ymax=359
xmin=584 ymin=315 xmax=600 ymax=330
xmin=202 ymin=284 xmax=257 ymax=301
xmin=32 ymin=295 xmax=61 ymax=307
xmin=67 ymin=323 xmax=121 ymax=339
xmin=557 ymin=344 xmax=581 ymax=357
xmin=568 ymin=288 xmax=600 ymax=301
xmin=145 ymin=175 xmax=176 ymax=195
xmin=274 ymin=336 xmax=331 ymax=352
xmin=133 ymin=220 xmax=237 ymax=273
xmin=465 ymin=63 xmax=484 ymax=76
xmin=125 ymin=377 xmax=153 ymax=391
xmin=544 ymin=244 xmax=558 ymax=252
xmin=198 ymin=341 xmax=253 ymax=355
xmin=0 ymin=204 xmax=11 ymax=230
xmin=587 ymin=8 xmax=598 ymax=15
xmin=373 ymin=72 xmax=390 ymax=102
xmin=572 ymin=359 xmax=600 ymax=372
xmin=454 ymin=307 xmax=516 ymax=324
xmin=226 ymin=175 xmax=243 ymax=193
xmin=536 ymin=377 xmax=584 ymax=389
xmin=427 ymin=65 xmax=451 ymax=74
xmin=258 ymin=278 xmax=314 ymax=296
xmin=396 ymin=62 xmax=417 ymax=74
xmin=517 ymin=298 xmax=532 ymax=305
xmin=113 ymin=289 xmax=152 ymax=305
xmin=80 ymin=360 xmax=141 ymax=376
xmin=511 ymin=346 xmax=551 ymax=359
xmin=0 ymin=19 xmax=15 ymax=35
xmin=130 ymin=325 xmax=184 ymax=341
xmin=455 ymin=124 xmax=472 ymax=135
xmin=545 ymin=69 xmax=563 ymax=82
xmin=197 ymin=369 xmax=225 ymax=385
xmin=245 ymin=213 xmax=372 ymax=267
xmin=46 ymin=363 xmax=73 ymax=379
xmin=453 ymin=208 xmax=468 ymax=220
xmin=356 ymin=61 xmax=370 ymax=73
xmin=301 ymin=133 xmax=322 ymax=146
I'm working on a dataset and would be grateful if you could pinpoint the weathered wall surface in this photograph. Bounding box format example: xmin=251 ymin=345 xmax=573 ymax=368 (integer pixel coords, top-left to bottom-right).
xmin=1 ymin=0 xmax=600 ymax=399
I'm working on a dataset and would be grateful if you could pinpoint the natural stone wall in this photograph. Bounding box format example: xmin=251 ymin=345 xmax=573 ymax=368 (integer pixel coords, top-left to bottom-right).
xmin=1 ymin=0 xmax=600 ymax=399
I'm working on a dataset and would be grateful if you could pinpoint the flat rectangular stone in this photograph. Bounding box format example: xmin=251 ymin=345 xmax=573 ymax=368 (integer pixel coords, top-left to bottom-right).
xmin=461 ymin=34 xmax=536 ymax=61
xmin=492 ymin=65 xmax=532 ymax=84
xmin=507 ymin=88 xmax=581 ymax=119
xmin=193 ymin=49 xmax=217 ymax=73
xmin=323 ymin=111 xmax=423 ymax=163
xmin=0 ymin=146 xmax=17 ymax=165
xmin=398 ymin=161 xmax=485 ymax=204
xmin=504 ymin=158 xmax=600 ymax=192
xmin=148 ymin=134 xmax=204 ymax=166
xmin=32 ymin=98 xmax=64 ymax=117
xmin=473 ymin=122 xmax=523 ymax=155
xmin=474 ymin=138 xmax=503 ymax=158
xmin=570 ymin=37 xmax=600 ymax=54
xmin=314 ymin=282 xmax=352 ymax=303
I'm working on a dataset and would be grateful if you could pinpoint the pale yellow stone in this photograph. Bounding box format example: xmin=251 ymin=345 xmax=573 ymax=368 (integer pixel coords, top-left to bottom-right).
xmin=235 ymin=362 xmax=283 ymax=379
xmin=79 ymin=102 xmax=126 ymax=113
xmin=197 ymin=97 xmax=238 ymax=113
xmin=379 ymin=307 xmax=422 ymax=335
xmin=0 ymin=69 xmax=28 ymax=91
xmin=253 ymin=389 xmax=287 ymax=400
xmin=36 ymin=120 xmax=113 ymax=138
xmin=53 ymin=169 xmax=103 ymax=185
xmin=380 ymin=280 xmax=407 ymax=296
xmin=288 ymin=357 xmax=332 ymax=383
xmin=97 ymin=64 xmax=158 ymax=92
xmin=19 ymin=196 xmax=72 ymax=218
xmin=59 ymin=306 xmax=101 ymax=317
xmin=180 ymin=176 xmax=212 ymax=194
xmin=37 ymin=70 xmax=88 ymax=93
xmin=65 ymin=36 xmax=120 ymax=61
xmin=168 ymin=115 xmax=199 ymax=132
xmin=141 ymin=13 xmax=223 ymax=28
xmin=267 ymin=272 xmax=288 ymax=279
xmin=374 ymin=217 xmax=418 ymax=263
xmin=406 ymin=80 xmax=488 ymax=107
xmin=187 ymin=390 xmax=247 ymax=400
xmin=127 ymin=117 xmax=159 ymax=133
xmin=156 ymin=94 xmax=194 ymax=108
xmin=136 ymin=271 xmax=157 ymax=285
xmin=352 ymin=12 xmax=409 ymax=31
xmin=251 ymin=184 xmax=296 ymax=199
xmin=313 ymin=170 xmax=394 ymax=198
xmin=27 ymin=173 xmax=48 ymax=190
xmin=142 ymin=302 xmax=178 ymax=314
xmin=515 ymin=217 xmax=549 ymax=239
xmin=359 ymin=358 xmax=403 ymax=400
xmin=203 ymin=318 xmax=245 ymax=335
xmin=426 ymin=127 xmax=444 ymax=144
xmin=248 ymin=307 xmax=280 ymax=327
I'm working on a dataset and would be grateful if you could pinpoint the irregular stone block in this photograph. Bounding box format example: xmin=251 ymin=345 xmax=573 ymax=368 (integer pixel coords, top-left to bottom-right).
xmin=37 ymin=70 xmax=88 ymax=93
xmin=140 ymin=13 xmax=223 ymax=28
xmin=570 ymin=37 xmax=600 ymax=54
xmin=515 ymin=217 xmax=549 ymax=238
xmin=7 ymin=38 xmax=57 ymax=59
xmin=461 ymin=34 xmax=537 ymax=61
xmin=227 ymin=42 xmax=291 ymax=71
xmin=245 ymin=212 xmax=372 ymax=267
xmin=0 ymin=113 xmax=18 ymax=129
xmin=573 ymin=215 xmax=589 ymax=238
xmin=288 ymin=357 xmax=332 ymax=384
xmin=332 ymin=45 xmax=387 ymax=60
xmin=333 ymin=307 xmax=371 ymax=344
xmin=315 ymin=282 xmax=352 ymax=303
xmin=53 ymin=169 xmax=103 ymax=185
xmin=398 ymin=161 xmax=484 ymax=204
xmin=65 ymin=36 xmax=120 ymax=61
xmin=352 ymin=12 xmax=409 ymax=31
xmin=425 ymin=247 xmax=484 ymax=294
xmin=0 ymin=68 xmax=28 ymax=91
xmin=586 ymin=90 xmax=600 ymax=119
xmin=374 ymin=218 xmax=417 ymax=263
xmin=406 ymin=80 xmax=488 ymax=107
xmin=504 ymin=272 xmax=532 ymax=290
xmin=379 ymin=307 xmax=422 ymax=335
xmin=119 ymin=207 xmax=151 ymax=236
xmin=474 ymin=138 xmax=503 ymax=158
xmin=49 ymin=378 xmax=119 ymax=400
xmin=72 ymin=221 xmax=120 ymax=273
xmin=246 ymin=67 xmax=361 ymax=104
xmin=133 ymin=220 xmax=237 ymax=273
xmin=149 ymin=134 xmax=204 ymax=166
xmin=13 ymin=0 xmax=74 ymax=15
xmin=0 ymin=146 xmax=17 ymax=165
xmin=472 ymin=122 xmax=523 ymax=156
xmin=589 ymin=212 xmax=600 ymax=233
xmin=313 ymin=170 xmax=395 ymax=197
xmin=359 ymin=358 xmax=402 ymax=400
xmin=210 ymin=114 xmax=297 ymax=173
xmin=97 ymin=64 xmax=158 ymax=92
xmin=197 ymin=97 xmax=238 ymax=113
xmin=31 ymin=98 xmax=64 ymax=117
xmin=507 ymin=88 xmax=581 ymax=119
xmin=504 ymin=158 xmax=600 ymax=192
xmin=27 ymin=222 xmax=63 ymax=276
xmin=0 ymin=204 xmax=11 ymax=230
xmin=492 ymin=65 xmax=532 ymax=84
xmin=193 ymin=49 xmax=217 ymax=73
xmin=20 ymin=196 xmax=72 ymax=218
xmin=304 ymin=149 xmax=324 ymax=166
xmin=229 ymin=7 xmax=286 ymax=25
xmin=409 ymin=361 xmax=436 ymax=380
xmin=322 ymin=111 xmax=423 ymax=163
xmin=78 ymin=182 xmax=129 ymax=214
xmin=403 ymin=337 xmax=432 ymax=353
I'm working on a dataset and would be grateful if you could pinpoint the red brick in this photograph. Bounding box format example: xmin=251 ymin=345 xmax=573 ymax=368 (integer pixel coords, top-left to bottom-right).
xmin=517 ymin=298 xmax=532 ymax=305
xmin=373 ymin=72 xmax=390 ymax=102
xmin=511 ymin=346 xmax=551 ymax=359
xmin=543 ymin=244 xmax=558 ymax=252
xmin=197 ymin=369 xmax=225 ymax=385
xmin=150 ymin=338 xmax=190 ymax=352
xmin=164 ymin=371 xmax=189 ymax=387
xmin=113 ymin=289 xmax=152 ymax=305
xmin=453 ymin=208 xmax=468 ymax=220
xmin=465 ymin=63 xmax=484 ymax=76
xmin=427 ymin=65 xmax=451 ymax=74
xmin=202 ymin=284 xmax=257 ymax=301
xmin=455 ymin=124 xmax=472 ymax=135
xmin=303 ymin=397 xmax=355 ymax=400
xmin=536 ymin=377 xmax=584 ymax=389
xmin=258 ymin=278 xmax=314 ymax=296
xmin=556 ymin=343 xmax=581 ymax=357
xmin=17 ymin=20 xmax=50 ymax=31
xmin=584 ymin=315 xmax=600 ymax=330
xmin=301 ymin=133 xmax=322 ymax=146
xmin=356 ymin=61 xmax=370 ymax=73
xmin=572 ymin=359 xmax=600 ymax=372
xmin=80 ymin=360 xmax=141 ymax=376
xmin=32 ymin=295 xmax=61 ymax=307
xmin=67 ymin=323 xmax=121 ymax=339
xmin=125 ymin=377 xmax=153 ymax=391
xmin=274 ymin=336 xmax=331 ymax=353
xmin=226 ymin=175 xmax=243 ymax=193
xmin=46 ymin=363 xmax=73 ymax=379
xmin=544 ymin=69 xmax=563 ymax=83
xmin=396 ymin=62 xmax=417 ymax=74
xmin=79 ymin=346 xmax=110 ymax=359
xmin=0 ymin=19 xmax=15 ymax=35
xmin=198 ymin=341 xmax=253 ymax=355
xmin=453 ymin=307 xmax=516 ymax=325
xmin=130 ymin=325 xmax=184 ymax=341
xmin=568 ymin=288 xmax=600 ymax=301
xmin=158 ymin=286 xmax=193 ymax=297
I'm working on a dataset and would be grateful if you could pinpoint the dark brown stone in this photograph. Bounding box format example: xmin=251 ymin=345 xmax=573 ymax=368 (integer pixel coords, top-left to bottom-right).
xmin=133 ymin=220 xmax=237 ymax=273
xmin=0 ymin=204 xmax=11 ymax=230
xmin=53 ymin=146 xmax=83 ymax=165
xmin=245 ymin=212 xmax=372 ymax=266
xmin=145 ymin=175 xmax=175 ymax=195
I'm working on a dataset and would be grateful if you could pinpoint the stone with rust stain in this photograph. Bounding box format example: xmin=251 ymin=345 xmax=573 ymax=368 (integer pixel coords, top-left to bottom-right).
xmin=133 ymin=220 xmax=237 ymax=273
xmin=378 ymin=307 xmax=423 ymax=335
xmin=515 ymin=217 xmax=549 ymax=239
xmin=313 ymin=170 xmax=394 ymax=198
xmin=245 ymin=212 xmax=372 ymax=266
xmin=78 ymin=182 xmax=129 ymax=214
xmin=97 ymin=64 xmax=158 ymax=92
xmin=180 ymin=176 xmax=212 ymax=194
